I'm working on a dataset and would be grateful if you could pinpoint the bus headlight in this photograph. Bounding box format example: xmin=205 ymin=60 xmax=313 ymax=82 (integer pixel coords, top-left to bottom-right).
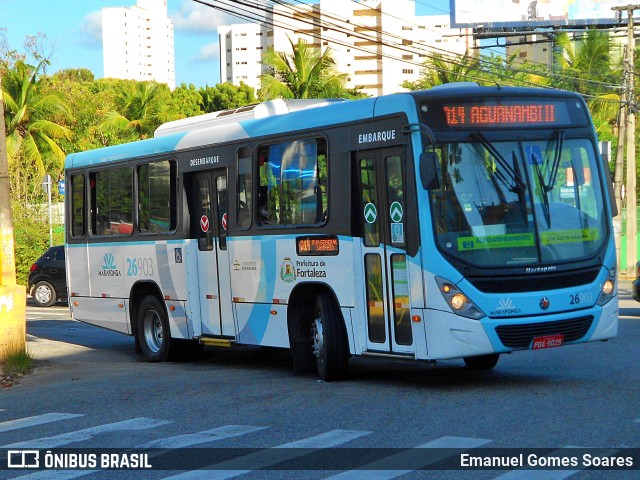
xmin=597 ymin=268 xmax=616 ymax=306
xmin=436 ymin=277 xmax=485 ymax=320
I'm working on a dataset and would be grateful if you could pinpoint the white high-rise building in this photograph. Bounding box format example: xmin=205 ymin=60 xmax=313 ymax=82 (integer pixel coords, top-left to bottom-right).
xmin=218 ymin=0 xmax=471 ymax=97
xmin=102 ymin=0 xmax=175 ymax=89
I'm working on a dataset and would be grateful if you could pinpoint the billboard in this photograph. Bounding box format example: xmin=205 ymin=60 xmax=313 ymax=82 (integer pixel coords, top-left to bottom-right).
xmin=451 ymin=0 xmax=631 ymax=28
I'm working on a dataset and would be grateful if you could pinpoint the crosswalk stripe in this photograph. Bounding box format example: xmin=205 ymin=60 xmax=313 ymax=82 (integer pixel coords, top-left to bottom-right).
xmin=138 ymin=425 xmax=267 ymax=449
xmin=163 ymin=429 xmax=372 ymax=480
xmin=324 ymin=435 xmax=492 ymax=480
xmin=492 ymin=447 xmax=620 ymax=480
xmin=10 ymin=424 xmax=267 ymax=480
xmin=3 ymin=417 xmax=172 ymax=449
xmin=0 ymin=413 xmax=84 ymax=433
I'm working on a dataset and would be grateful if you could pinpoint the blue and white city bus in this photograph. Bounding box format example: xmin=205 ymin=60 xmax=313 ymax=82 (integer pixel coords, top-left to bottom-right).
xmin=64 ymin=83 xmax=618 ymax=381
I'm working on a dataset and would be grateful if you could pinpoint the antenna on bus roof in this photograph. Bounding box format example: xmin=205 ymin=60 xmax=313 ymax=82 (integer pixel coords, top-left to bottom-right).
xmin=154 ymin=98 xmax=347 ymax=138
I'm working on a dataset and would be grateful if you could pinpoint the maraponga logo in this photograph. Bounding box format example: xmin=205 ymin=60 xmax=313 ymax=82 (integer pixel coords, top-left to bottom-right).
xmin=490 ymin=297 xmax=521 ymax=316
xmin=99 ymin=253 xmax=121 ymax=277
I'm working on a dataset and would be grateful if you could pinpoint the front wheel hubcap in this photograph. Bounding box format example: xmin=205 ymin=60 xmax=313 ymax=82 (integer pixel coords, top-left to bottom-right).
xmin=311 ymin=317 xmax=324 ymax=360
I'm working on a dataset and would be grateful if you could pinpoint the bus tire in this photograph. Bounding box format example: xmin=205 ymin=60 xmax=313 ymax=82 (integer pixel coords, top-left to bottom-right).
xmin=289 ymin=301 xmax=315 ymax=375
xmin=137 ymin=295 xmax=174 ymax=362
xmin=464 ymin=353 xmax=499 ymax=370
xmin=311 ymin=293 xmax=348 ymax=381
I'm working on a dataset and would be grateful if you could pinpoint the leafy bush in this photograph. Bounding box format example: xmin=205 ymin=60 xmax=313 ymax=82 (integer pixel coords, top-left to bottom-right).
xmin=11 ymin=202 xmax=64 ymax=286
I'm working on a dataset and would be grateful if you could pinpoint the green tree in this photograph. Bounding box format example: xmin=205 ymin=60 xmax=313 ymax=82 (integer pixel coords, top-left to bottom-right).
xmin=1 ymin=58 xmax=71 ymax=202
xmin=198 ymin=82 xmax=257 ymax=113
xmin=554 ymin=29 xmax=616 ymax=95
xmin=259 ymin=37 xmax=351 ymax=100
xmin=100 ymin=81 xmax=170 ymax=141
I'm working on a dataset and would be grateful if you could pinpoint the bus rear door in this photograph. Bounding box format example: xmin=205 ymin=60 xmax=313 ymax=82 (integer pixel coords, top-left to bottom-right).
xmin=357 ymin=147 xmax=414 ymax=355
xmin=193 ymin=170 xmax=234 ymax=337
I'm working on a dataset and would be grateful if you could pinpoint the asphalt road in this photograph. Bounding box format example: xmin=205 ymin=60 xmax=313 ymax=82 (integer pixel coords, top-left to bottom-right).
xmin=0 ymin=284 xmax=638 ymax=479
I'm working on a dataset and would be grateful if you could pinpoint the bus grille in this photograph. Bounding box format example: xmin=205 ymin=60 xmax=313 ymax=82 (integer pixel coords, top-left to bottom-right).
xmin=468 ymin=267 xmax=600 ymax=293
xmin=495 ymin=316 xmax=594 ymax=348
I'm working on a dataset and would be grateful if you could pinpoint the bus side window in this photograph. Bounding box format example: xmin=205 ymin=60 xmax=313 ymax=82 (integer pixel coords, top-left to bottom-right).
xmin=70 ymin=173 xmax=85 ymax=238
xmin=237 ymin=147 xmax=252 ymax=229
xmin=90 ymin=167 xmax=133 ymax=236
xmin=258 ymin=138 xmax=327 ymax=226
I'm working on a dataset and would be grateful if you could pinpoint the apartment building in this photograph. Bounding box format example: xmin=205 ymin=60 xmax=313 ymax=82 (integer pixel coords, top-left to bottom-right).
xmin=219 ymin=0 xmax=471 ymax=97
xmin=102 ymin=0 xmax=176 ymax=89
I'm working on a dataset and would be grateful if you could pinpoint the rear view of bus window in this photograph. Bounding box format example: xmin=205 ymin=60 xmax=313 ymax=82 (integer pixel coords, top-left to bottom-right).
xmin=257 ymin=138 xmax=327 ymax=226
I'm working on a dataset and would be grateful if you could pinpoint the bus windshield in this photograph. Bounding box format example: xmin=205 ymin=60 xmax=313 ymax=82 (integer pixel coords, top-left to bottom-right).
xmin=430 ymin=135 xmax=607 ymax=267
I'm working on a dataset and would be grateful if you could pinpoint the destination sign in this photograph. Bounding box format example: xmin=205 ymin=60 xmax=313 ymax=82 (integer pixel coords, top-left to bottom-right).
xmin=296 ymin=236 xmax=339 ymax=256
xmin=422 ymin=97 xmax=588 ymax=130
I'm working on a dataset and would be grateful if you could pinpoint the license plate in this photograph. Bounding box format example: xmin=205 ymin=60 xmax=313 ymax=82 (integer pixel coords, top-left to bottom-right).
xmin=532 ymin=334 xmax=564 ymax=350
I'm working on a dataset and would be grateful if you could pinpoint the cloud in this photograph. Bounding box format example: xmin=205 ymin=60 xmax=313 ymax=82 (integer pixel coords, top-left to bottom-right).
xmin=171 ymin=1 xmax=235 ymax=33
xmin=195 ymin=42 xmax=219 ymax=63
xmin=78 ymin=11 xmax=103 ymax=47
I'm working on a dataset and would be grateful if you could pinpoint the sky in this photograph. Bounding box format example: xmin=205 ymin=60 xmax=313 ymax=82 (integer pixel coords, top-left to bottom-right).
xmin=0 ymin=0 xmax=451 ymax=88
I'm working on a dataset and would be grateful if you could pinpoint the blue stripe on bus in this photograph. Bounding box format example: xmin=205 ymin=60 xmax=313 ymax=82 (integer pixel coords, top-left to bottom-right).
xmin=65 ymin=132 xmax=187 ymax=169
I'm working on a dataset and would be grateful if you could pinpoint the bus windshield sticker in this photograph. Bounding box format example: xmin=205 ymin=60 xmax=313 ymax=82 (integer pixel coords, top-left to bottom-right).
xmin=391 ymin=223 xmax=405 ymax=244
xmin=540 ymin=228 xmax=600 ymax=245
xmin=364 ymin=203 xmax=377 ymax=224
xmin=526 ymin=145 xmax=544 ymax=165
xmin=458 ymin=233 xmax=535 ymax=251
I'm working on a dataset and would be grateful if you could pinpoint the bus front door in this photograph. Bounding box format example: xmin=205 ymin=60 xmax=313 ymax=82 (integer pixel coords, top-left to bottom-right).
xmin=193 ymin=170 xmax=234 ymax=337
xmin=357 ymin=148 xmax=414 ymax=354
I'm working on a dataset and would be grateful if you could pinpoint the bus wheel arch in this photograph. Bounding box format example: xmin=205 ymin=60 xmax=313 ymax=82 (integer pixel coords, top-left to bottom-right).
xmin=288 ymin=283 xmax=349 ymax=381
xmin=129 ymin=281 xmax=171 ymax=361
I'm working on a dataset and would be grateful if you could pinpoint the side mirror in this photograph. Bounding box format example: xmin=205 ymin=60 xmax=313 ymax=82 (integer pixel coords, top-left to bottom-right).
xmin=420 ymin=150 xmax=440 ymax=190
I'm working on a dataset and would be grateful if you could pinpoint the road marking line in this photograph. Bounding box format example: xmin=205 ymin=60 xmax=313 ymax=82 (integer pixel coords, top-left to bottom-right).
xmin=163 ymin=429 xmax=372 ymax=480
xmin=3 ymin=417 xmax=172 ymax=449
xmin=324 ymin=435 xmax=492 ymax=480
xmin=0 ymin=413 xmax=84 ymax=433
xmin=138 ymin=424 xmax=267 ymax=448
xmin=492 ymin=446 xmax=619 ymax=480
xmin=10 ymin=424 xmax=268 ymax=480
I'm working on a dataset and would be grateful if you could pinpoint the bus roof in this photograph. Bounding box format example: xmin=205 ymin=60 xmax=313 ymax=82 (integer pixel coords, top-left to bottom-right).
xmin=64 ymin=84 xmax=577 ymax=170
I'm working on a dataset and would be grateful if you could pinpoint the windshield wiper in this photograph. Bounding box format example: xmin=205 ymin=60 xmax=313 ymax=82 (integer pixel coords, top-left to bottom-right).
xmin=547 ymin=131 xmax=564 ymax=190
xmin=472 ymin=132 xmax=526 ymax=193
xmin=531 ymin=150 xmax=551 ymax=228
xmin=531 ymin=131 xmax=565 ymax=228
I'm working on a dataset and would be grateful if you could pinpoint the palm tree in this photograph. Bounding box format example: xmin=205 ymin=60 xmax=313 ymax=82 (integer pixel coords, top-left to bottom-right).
xmin=259 ymin=37 xmax=349 ymax=100
xmin=100 ymin=81 xmax=168 ymax=140
xmin=2 ymin=59 xmax=71 ymax=199
xmin=553 ymin=29 xmax=616 ymax=95
xmin=402 ymin=52 xmax=482 ymax=90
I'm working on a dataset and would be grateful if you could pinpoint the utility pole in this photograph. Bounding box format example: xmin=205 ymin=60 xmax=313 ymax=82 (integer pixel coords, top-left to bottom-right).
xmin=613 ymin=5 xmax=639 ymax=277
xmin=0 ymin=71 xmax=27 ymax=361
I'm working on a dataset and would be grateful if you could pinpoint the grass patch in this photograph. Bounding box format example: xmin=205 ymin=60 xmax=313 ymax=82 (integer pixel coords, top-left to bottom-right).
xmin=2 ymin=348 xmax=34 ymax=386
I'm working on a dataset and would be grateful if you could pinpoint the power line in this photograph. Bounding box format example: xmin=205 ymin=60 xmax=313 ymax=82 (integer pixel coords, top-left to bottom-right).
xmin=199 ymin=0 xmax=624 ymax=98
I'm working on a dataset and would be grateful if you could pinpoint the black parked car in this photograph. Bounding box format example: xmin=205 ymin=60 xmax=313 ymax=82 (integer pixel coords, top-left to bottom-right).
xmin=633 ymin=261 xmax=640 ymax=302
xmin=27 ymin=245 xmax=67 ymax=307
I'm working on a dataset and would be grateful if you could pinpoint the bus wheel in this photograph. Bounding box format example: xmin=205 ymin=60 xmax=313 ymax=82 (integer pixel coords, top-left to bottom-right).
xmin=289 ymin=301 xmax=315 ymax=375
xmin=464 ymin=353 xmax=499 ymax=370
xmin=311 ymin=293 xmax=348 ymax=381
xmin=137 ymin=295 xmax=173 ymax=362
